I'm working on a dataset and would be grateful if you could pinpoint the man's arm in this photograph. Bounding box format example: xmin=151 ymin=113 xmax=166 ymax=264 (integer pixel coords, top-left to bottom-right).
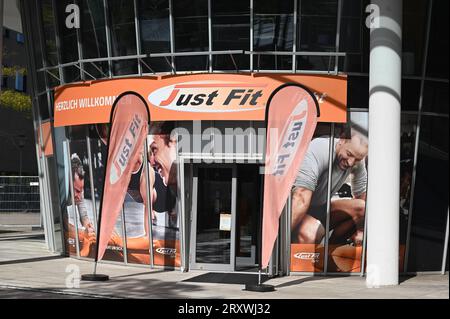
xmin=291 ymin=187 xmax=313 ymax=232
xmin=351 ymin=161 xmax=368 ymax=200
xmin=77 ymin=200 xmax=95 ymax=235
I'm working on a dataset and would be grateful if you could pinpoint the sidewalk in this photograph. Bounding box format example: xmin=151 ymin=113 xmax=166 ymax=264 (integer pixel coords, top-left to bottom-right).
xmin=0 ymin=237 xmax=448 ymax=299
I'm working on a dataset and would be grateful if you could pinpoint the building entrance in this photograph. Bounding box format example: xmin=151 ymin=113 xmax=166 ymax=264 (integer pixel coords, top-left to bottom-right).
xmin=189 ymin=164 xmax=262 ymax=272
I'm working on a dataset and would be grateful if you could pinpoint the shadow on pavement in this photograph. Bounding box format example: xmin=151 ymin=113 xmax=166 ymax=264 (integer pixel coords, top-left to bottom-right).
xmin=182 ymin=272 xmax=270 ymax=285
xmin=0 ymin=255 xmax=64 ymax=266
xmin=275 ymin=275 xmax=341 ymax=289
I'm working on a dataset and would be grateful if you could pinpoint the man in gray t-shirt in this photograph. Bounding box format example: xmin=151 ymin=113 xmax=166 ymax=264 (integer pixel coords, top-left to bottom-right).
xmin=291 ymin=130 xmax=368 ymax=245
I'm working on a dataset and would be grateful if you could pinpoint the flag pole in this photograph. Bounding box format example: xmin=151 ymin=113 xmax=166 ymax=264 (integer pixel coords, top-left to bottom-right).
xmin=81 ymin=123 xmax=110 ymax=281
xmin=244 ymin=165 xmax=275 ymax=292
xmin=81 ymin=96 xmax=124 ymax=282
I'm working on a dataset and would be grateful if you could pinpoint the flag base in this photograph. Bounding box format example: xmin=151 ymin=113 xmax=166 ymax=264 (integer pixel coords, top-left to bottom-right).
xmin=244 ymin=283 xmax=275 ymax=292
xmin=81 ymin=274 xmax=109 ymax=281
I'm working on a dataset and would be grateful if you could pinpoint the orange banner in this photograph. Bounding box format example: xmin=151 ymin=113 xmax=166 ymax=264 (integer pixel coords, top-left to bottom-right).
xmin=38 ymin=121 xmax=54 ymax=157
xmin=96 ymin=93 xmax=149 ymax=261
xmin=261 ymin=84 xmax=318 ymax=268
xmin=54 ymin=73 xmax=347 ymax=127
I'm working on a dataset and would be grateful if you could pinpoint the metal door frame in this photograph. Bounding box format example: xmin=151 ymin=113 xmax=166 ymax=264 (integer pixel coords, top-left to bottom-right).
xmin=189 ymin=163 xmax=237 ymax=271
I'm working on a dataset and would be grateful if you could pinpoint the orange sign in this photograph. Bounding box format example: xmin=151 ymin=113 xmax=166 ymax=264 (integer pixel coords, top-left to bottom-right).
xmin=54 ymin=73 xmax=347 ymax=127
xmin=38 ymin=121 xmax=54 ymax=157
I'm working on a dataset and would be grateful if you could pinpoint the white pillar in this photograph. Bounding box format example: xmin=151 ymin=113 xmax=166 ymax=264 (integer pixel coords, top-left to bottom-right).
xmin=367 ymin=0 xmax=402 ymax=287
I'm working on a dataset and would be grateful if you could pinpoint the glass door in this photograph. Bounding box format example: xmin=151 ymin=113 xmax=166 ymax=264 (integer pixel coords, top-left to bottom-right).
xmin=235 ymin=164 xmax=262 ymax=271
xmin=190 ymin=165 xmax=236 ymax=271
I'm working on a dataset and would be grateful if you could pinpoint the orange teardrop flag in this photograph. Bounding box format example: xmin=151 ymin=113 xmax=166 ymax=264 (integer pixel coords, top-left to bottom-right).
xmin=261 ymin=84 xmax=319 ymax=269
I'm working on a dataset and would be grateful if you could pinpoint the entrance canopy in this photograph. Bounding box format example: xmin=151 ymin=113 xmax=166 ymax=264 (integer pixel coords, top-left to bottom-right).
xmin=54 ymin=73 xmax=347 ymax=127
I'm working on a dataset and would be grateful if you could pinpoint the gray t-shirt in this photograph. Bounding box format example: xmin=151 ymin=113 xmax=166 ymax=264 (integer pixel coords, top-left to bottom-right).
xmin=294 ymin=137 xmax=367 ymax=206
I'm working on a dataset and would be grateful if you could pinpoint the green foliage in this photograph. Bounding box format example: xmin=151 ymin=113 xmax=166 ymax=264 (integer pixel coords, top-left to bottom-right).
xmin=2 ymin=66 xmax=27 ymax=77
xmin=0 ymin=90 xmax=32 ymax=113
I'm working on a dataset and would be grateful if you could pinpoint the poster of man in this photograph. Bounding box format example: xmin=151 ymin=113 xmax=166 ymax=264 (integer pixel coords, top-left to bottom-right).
xmin=64 ymin=143 xmax=98 ymax=258
xmin=291 ymin=114 xmax=369 ymax=273
xmin=106 ymin=121 xmax=180 ymax=266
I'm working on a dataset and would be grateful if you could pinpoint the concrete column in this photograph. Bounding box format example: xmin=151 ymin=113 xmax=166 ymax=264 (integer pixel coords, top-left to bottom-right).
xmin=367 ymin=0 xmax=402 ymax=287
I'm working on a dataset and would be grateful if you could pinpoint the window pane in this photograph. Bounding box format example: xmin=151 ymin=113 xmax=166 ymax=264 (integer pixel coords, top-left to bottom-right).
xmin=253 ymin=1 xmax=294 ymax=70
xmin=402 ymin=79 xmax=421 ymax=111
xmin=62 ymin=65 xmax=81 ymax=84
xmin=79 ymin=1 xmax=108 ymax=78
xmin=139 ymin=0 xmax=171 ymax=73
xmin=55 ymin=0 xmax=79 ymax=64
xmin=423 ymin=81 xmax=449 ymax=115
xmin=47 ymin=69 xmax=61 ymax=89
xmin=402 ymin=0 xmax=428 ymax=76
xmin=79 ymin=0 xmax=109 ymax=78
xmin=426 ymin=0 xmax=449 ymax=79
xmin=38 ymin=93 xmax=50 ymax=120
xmin=108 ymin=0 xmax=138 ymax=75
xmin=173 ymin=0 xmax=208 ymax=71
xmin=212 ymin=0 xmax=250 ymax=70
xmin=408 ymin=116 xmax=449 ymax=271
xmin=347 ymin=75 xmax=368 ymax=109
xmin=400 ymin=114 xmax=418 ymax=271
xmin=338 ymin=0 xmax=370 ymax=73
xmin=298 ymin=0 xmax=338 ymax=71
xmin=28 ymin=0 xmax=44 ymax=69
xmin=40 ymin=0 xmax=58 ymax=67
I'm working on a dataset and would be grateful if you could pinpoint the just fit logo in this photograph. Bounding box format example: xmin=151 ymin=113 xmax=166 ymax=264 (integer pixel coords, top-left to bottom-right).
xmin=294 ymin=252 xmax=320 ymax=262
xmin=269 ymin=99 xmax=308 ymax=177
xmin=148 ymin=81 xmax=267 ymax=113
xmin=109 ymin=114 xmax=143 ymax=185
xmin=156 ymin=248 xmax=177 ymax=257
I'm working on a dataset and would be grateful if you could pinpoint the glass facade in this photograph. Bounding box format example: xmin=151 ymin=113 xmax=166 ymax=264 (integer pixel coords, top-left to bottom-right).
xmin=20 ymin=0 xmax=448 ymax=274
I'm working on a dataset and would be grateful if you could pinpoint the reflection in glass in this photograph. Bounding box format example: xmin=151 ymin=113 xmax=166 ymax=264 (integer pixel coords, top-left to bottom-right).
xmin=40 ymin=0 xmax=58 ymax=66
xmin=80 ymin=0 xmax=109 ymax=78
xmin=138 ymin=0 xmax=171 ymax=73
xmin=253 ymin=0 xmax=293 ymax=70
xmin=338 ymin=0 xmax=370 ymax=73
xmin=173 ymin=0 xmax=208 ymax=71
xmin=399 ymin=114 xmax=417 ymax=270
xmin=235 ymin=165 xmax=261 ymax=271
xmin=54 ymin=0 xmax=80 ymax=82
xmin=211 ymin=0 xmax=250 ymax=70
xmin=38 ymin=94 xmax=50 ymax=121
xmin=402 ymin=0 xmax=428 ymax=76
xmin=347 ymin=75 xmax=369 ymax=109
xmin=108 ymin=0 xmax=138 ymax=75
xmin=196 ymin=167 xmax=232 ymax=264
xmin=40 ymin=0 xmax=61 ymax=87
xmin=298 ymin=0 xmax=338 ymax=71
xmin=423 ymin=81 xmax=449 ymax=115
xmin=408 ymin=116 xmax=449 ymax=271
xmin=426 ymin=0 xmax=449 ymax=79
xmin=402 ymin=79 xmax=421 ymax=111
xmin=28 ymin=0 xmax=44 ymax=70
